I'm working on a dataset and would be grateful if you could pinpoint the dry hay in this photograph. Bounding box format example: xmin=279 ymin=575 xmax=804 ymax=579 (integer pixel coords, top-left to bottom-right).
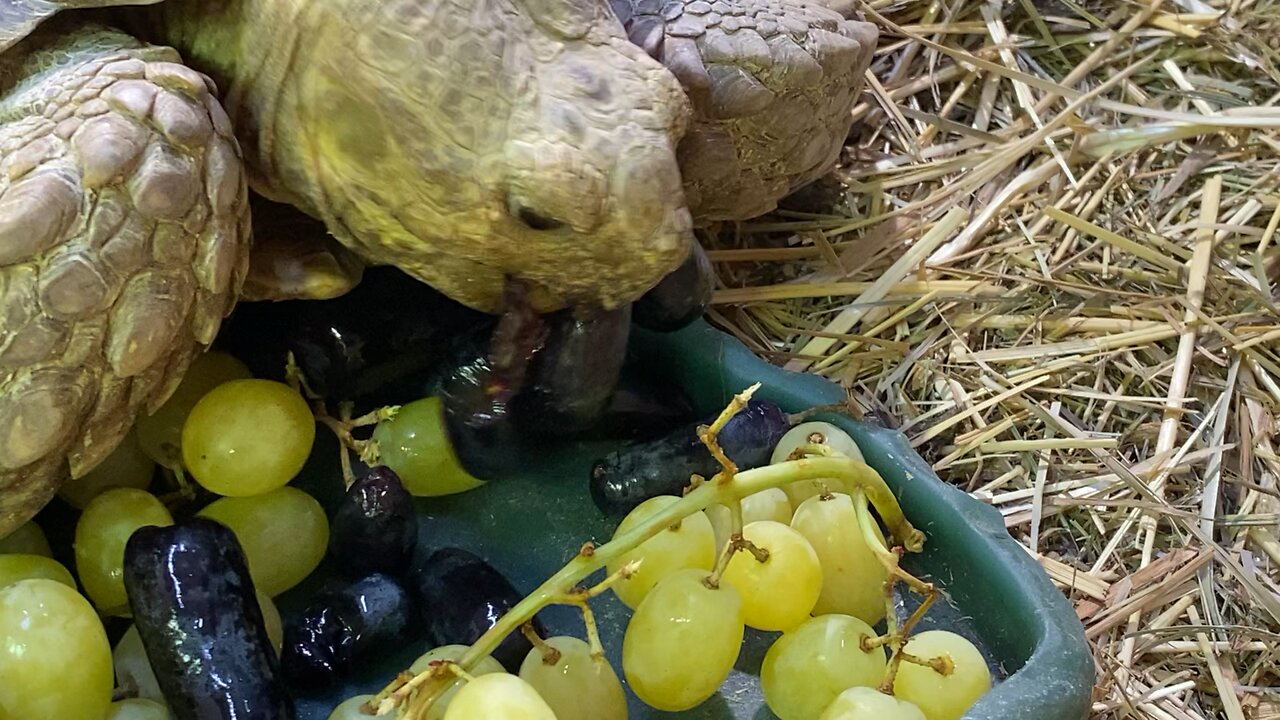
xmin=705 ymin=1 xmax=1280 ymax=717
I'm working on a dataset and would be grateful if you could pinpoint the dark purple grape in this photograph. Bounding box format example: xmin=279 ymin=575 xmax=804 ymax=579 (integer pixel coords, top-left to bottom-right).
xmin=588 ymin=399 xmax=790 ymax=517
xmin=329 ymin=466 xmax=418 ymax=578
xmin=123 ymin=518 xmax=293 ymax=720
xmin=440 ymin=287 xmax=547 ymax=480
xmin=632 ymin=242 xmax=715 ymax=332
xmin=413 ymin=547 xmax=546 ymax=672
xmin=438 ymin=336 xmax=528 ymax=481
xmin=514 ymin=304 xmax=631 ymax=435
xmin=281 ymin=573 xmax=414 ymax=688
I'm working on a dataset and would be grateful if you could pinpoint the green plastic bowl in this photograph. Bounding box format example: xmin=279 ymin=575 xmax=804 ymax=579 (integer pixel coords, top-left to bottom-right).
xmin=272 ymin=319 xmax=1094 ymax=720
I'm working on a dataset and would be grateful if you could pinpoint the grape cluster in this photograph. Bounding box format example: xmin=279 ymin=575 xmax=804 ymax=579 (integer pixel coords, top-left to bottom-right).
xmin=593 ymin=421 xmax=991 ymax=720
xmin=361 ymin=405 xmax=992 ymax=720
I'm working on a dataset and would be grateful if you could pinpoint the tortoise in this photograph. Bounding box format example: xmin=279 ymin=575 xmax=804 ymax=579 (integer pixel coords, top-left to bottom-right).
xmin=0 ymin=0 xmax=877 ymax=536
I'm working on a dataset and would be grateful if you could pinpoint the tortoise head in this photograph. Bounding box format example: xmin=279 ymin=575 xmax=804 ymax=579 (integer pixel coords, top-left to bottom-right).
xmin=287 ymin=0 xmax=694 ymax=313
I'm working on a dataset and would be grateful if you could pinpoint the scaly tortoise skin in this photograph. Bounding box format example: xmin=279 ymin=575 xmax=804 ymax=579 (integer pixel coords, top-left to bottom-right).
xmin=0 ymin=0 xmax=877 ymax=537
xmin=612 ymin=0 xmax=877 ymax=221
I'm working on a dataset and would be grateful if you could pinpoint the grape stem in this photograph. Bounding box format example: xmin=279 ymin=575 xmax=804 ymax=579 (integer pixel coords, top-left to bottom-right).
xmin=701 ymin=383 xmax=760 ymax=482
xmin=288 ymin=349 xmax=402 ymax=487
xmin=367 ymin=387 xmax=924 ymax=719
xmin=851 ymin=488 xmax=947 ymax=693
xmin=899 ymin=650 xmax=954 ymax=676
xmin=522 ymin=623 xmax=560 ymax=665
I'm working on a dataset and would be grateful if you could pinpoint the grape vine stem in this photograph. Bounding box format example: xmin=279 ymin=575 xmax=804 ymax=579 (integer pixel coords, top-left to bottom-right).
xmin=368 ymin=386 xmax=925 ymax=719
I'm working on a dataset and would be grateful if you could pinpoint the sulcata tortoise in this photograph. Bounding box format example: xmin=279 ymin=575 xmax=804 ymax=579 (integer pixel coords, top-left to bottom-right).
xmin=0 ymin=0 xmax=877 ymax=536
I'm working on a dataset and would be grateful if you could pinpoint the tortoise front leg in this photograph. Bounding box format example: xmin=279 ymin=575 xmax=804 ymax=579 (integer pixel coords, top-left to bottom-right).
xmin=0 ymin=26 xmax=250 ymax=536
xmin=239 ymin=195 xmax=364 ymax=302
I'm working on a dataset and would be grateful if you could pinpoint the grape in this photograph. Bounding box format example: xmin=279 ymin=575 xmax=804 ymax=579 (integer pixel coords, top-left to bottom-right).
xmin=442 ymin=671 xmax=559 ymax=720
xmin=197 ymin=486 xmax=329 ymax=596
xmin=772 ymin=421 xmax=864 ymax=463
xmin=891 ymin=631 xmax=992 ymax=720
xmin=414 ymin=547 xmax=548 ymax=672
xmin=106 ymin=698 xmax=170 ymax=720
xmin=771 ymin=422 xmax=864 ymax=508
xmin=606 ymin=496 xmax=716 ymax=610
xmin=123 ymin=519 xmax=292 ymax=718
xmin=519 ymin=636 xmax=627 ymax=720
xmin=589 ymin=398 xmax=790 ymax=518
xmin=114 ymin=586 xmax=281 ymax=705
xmin=819 ymin=686 xmax=927 ymax=720
xmin=329 ymin=465 xmax=417 ymax=577
xmin=0 ymin=579 xmax=113 ymax=720
xmin=136 ymin=350 xmax=253 ymax=468
xmin=181 ymin=378 xmax=316 ymax=496
xmin=436 ymin=327 xmax=529 ymax=482
xmin=258 ymin=588 xmax=284 ymax=655
xmin=59 ymin=429 xmax=155 ymax=509
xmin=0 ymin=553 xmax=76 ymax=590
xmin=328 ymin=695 xmax=376 ymax=720
xmin=761 ymin=614 xmax=887 ymax=720
xmin=790 ymin=493 xmax=887 ymax=624
xmin=282 ymin=573 xmax=413 ymax=686
xmin=409 ymin=645 xmax=507 ymax=720
xmin=706 ymin=487 xmax=792 ymax=550
xmin=372 ymin=397 xmax=485 ymax=497
xmin=74 ymin=488 xmax=174 ymax=614
xmin=721 ymin=520 xmax=822 ymax=631
xmin=622 ymin=568 xmax=744 ymax=712
xmin=513 ymin=304 xmax=631 ymax=435
xmin=0 ymin=520 xmax=52 ymax=557
xmin=113 ymin=626 xmax=165 ymax=705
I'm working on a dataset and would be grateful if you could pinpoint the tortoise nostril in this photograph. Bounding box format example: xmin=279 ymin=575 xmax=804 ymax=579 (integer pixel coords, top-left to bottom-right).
xmin=512 ymin=203 xmax=566 ymax=231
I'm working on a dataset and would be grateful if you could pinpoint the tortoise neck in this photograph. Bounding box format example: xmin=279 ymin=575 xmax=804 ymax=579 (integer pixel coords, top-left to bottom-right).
xmin=124 ymin=0 xmax=325 ymax=214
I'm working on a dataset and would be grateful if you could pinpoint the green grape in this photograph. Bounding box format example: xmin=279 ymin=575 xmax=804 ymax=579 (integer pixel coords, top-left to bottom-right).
xmin=891 ymin=631 xmax=992 ymax=720
xmin=0 ymin=520 xmax=52 ymax=557
xmin=60 ymin=429 xmax=156 ymax=509
xmin=410 ymin=644 xmax=507 ymax=720
xmin=721 ymin=521 xmax=822 ymax=631
xmin=0 ymin=554 xmax=76 ymax=591
xmin=622 ymin=568 xmax=744 ymax=712
xmin=182 ymin=378 xmax=316 ymax=497
xmin=74 ymin=488 xmax=174 ymax=615
xmin=761 ymin=614 xmax=887 ymax=720
xmin=106 ymin=698 xmax=170 ymax=720
xmin=607 ymin=496 xmax=716 ymax=610
xmin=197 ymin=486 xmax=329 ymax=596
xmin=790 ymin=492 xmax=887 ymax=624
xmin=136 ymin=350 xmax=253 ymax=468
xmin=443 ymin=672 xmax=559 ymax=720
xmin=258 ymin=588 xmax=284 ymax=655
xmin=771 ymin=422 xmax=864 ymax=509
xmin=519 ymin=636 xmax=627 ymax=720
xmin=371 ymin=397 xmax=484 ymax=497
xmin=819 ymin=686 xmax=926 ymax=720
xmin=113 ymin=626 xmax=164 ymax=705
xmin=328 ymin=695 xmax=375 ymax=720
xmin=0 ymin=579 xmax=113 ymax=720
xmin=706 ymin=487 xmax=792 ymax=550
